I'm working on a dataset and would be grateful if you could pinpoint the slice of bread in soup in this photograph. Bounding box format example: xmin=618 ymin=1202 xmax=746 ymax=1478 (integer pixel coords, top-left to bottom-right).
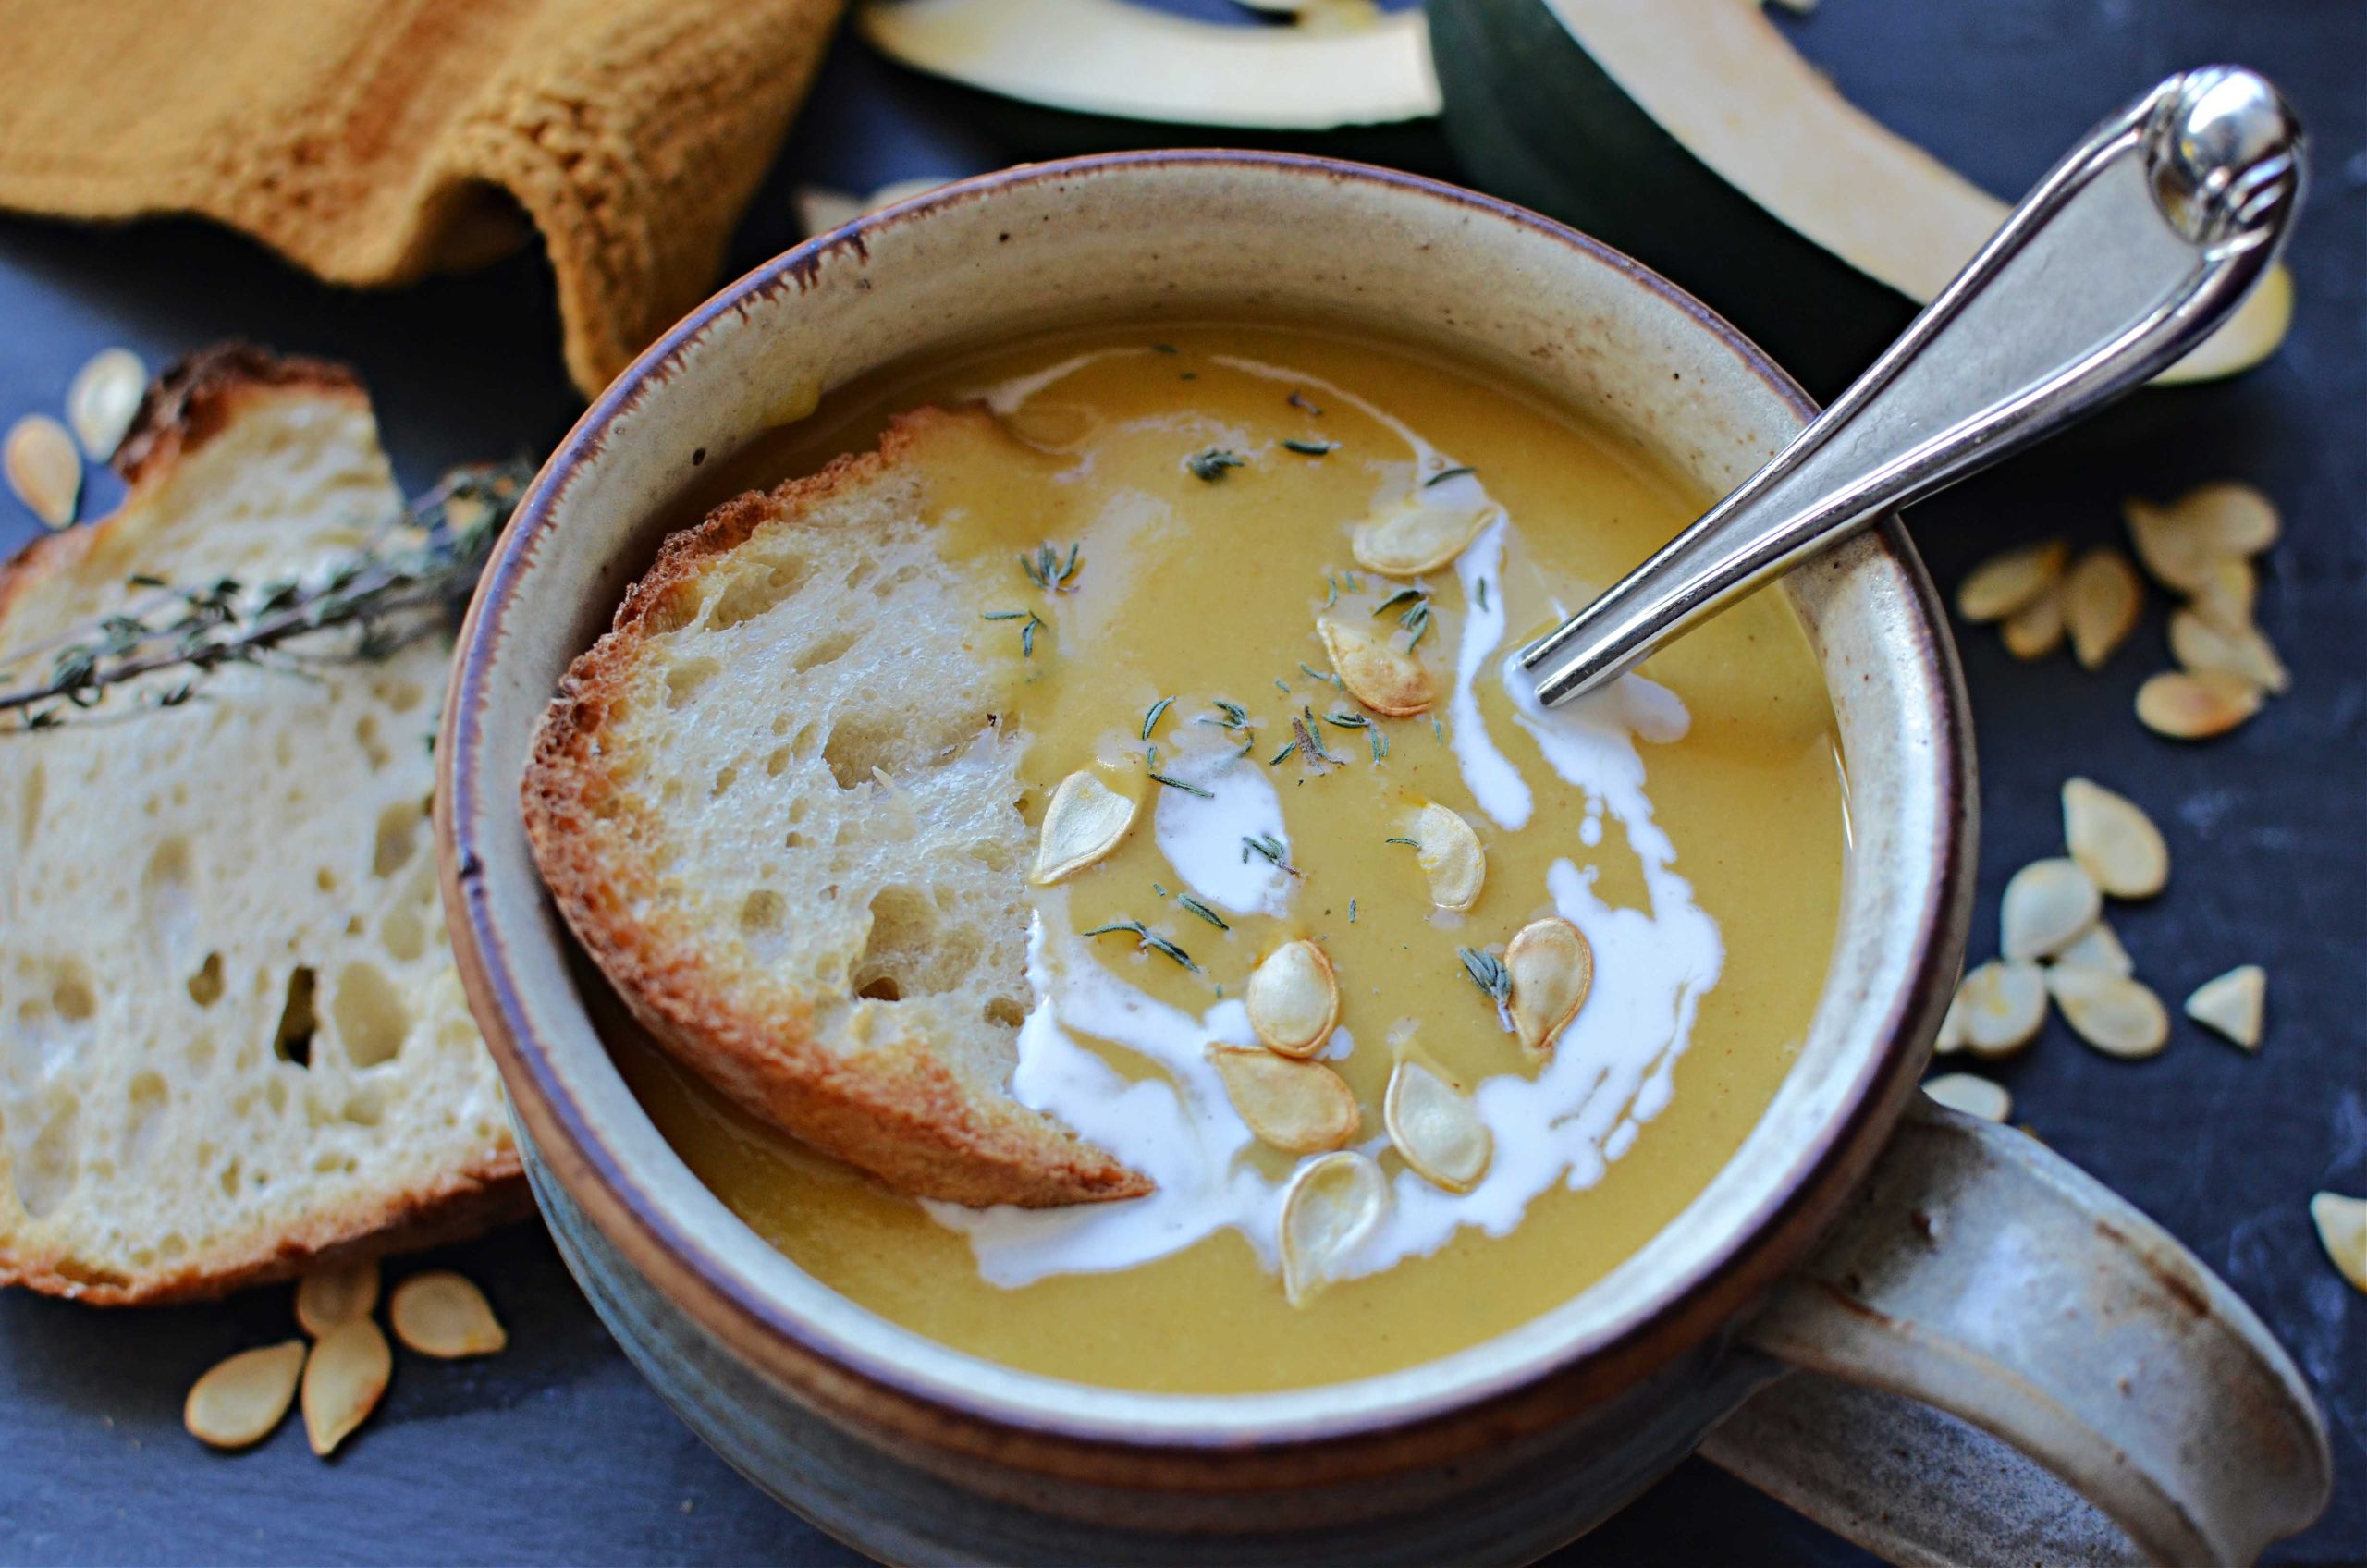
xmin=0 ymin=348 xmax=526 ymax=1304
xmin=522 ymin=408 xmax=1148 ymax=1208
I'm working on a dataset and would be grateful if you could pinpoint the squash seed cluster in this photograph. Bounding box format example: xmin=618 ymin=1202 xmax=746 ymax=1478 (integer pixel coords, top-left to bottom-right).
xmin=1954 ymin=480 xmax=2291 ymax=740
xmin=183 ymin=1259 xmax=508 ymax=1455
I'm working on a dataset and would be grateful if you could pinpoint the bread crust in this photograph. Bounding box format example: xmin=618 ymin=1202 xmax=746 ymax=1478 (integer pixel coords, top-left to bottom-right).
xmin=521 ymin=410 xmax=1151 ymax=1210
xmin=0 ymin=1151 xmax=530 ymax=1305
xmin=0 ymin=348 xmax=528 ymax=1305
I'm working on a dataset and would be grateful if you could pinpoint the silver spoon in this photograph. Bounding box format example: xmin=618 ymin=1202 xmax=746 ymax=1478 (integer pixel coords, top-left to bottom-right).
xmin=1523 ymin=66 xmax=2304 ymax=709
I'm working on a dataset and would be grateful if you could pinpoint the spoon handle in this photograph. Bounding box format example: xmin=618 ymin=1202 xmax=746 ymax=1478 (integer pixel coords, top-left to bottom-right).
xmin=1523 ymin=67 xmax=2305 ymax=709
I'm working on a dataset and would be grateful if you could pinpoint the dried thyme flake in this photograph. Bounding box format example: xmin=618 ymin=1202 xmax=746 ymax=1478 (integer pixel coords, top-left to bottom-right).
xmin=1177 ymin=894 xmax=1231 ymax=931
xmin=1242 ymin=833 xmax=1298 ymax=876
xmin=1082 ymin=919 xmax=1199 ymax=973
xmin=1288 ymin=390 xmax=1323 ymax=416
xmin=1282 ymin=438 xmax=1337 ymax=457
xmin=1475 ymin=578 xmax=1490 ymax=612
xmin=1425 ymin=465 xmax=1478 ymax=488
xmin=1141 ymin=695 xmax=1175 ymax=741
xmin=1186 ymin=448 xmax=1247 ymax=484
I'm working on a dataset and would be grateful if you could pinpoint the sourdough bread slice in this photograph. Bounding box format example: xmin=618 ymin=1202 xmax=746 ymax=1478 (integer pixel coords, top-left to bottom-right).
xmin=522 ymin=407 xmax=1148 ymax=1208
xmin=0 ymin=348 xmax=525 ymax=1304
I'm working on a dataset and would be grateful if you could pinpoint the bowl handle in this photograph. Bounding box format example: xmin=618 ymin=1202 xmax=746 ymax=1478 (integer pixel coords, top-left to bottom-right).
xmin=1699 ymin=1099 xmax=2331 ymax=1566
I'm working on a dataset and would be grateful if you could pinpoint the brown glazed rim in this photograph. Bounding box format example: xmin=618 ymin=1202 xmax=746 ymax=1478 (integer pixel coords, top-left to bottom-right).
xmin=439 ymin=150 xmax=1972 ymax=1488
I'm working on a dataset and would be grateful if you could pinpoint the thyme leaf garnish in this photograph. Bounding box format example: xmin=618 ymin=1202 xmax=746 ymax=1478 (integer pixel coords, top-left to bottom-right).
xmin=1 ymin=459 xmax=533 ymax=729
xmin=1151 ymin=343 xmax=1179 ymax=355
xmin=1268 ymin=737 xmax=1300 ymax=766
xmin=1372 ymin=586 xmax=1427 ymax=619
xmin=1426 ymin=465 xmax=1478 ymax=488
xmin=1475 ymin=578 xmax=1490 ymax=612
xmin=1083 ymin=919 xmax=1198 ymax=972
xmin=1208 ymin=699 xmax=1249 ymax=729
xmin=983 ymin=608 xmax=1048 ymax=656
xmin=1293 ymin=713 xmax=1338 ymax=768
xmin=1141 ymin=695 xmax=1174 ymax=741
xmin=1147 ymin=769 xmax=1213 ymax=799
xmin=1288 ymin=390 xmax=1323 ymax=416
xmin=1185 ymin=448 xmax=1246 ymax=484
xmin=1281 ymin=438 xmax=1337 ymax=457
xmin=1369 ymin=728 xmax=1388 ymax=763
xmin=1320 ymin=710 xmax=1369 ymax=729
xmin=1176 ymin=894 xmax=1230 ymax=931
xmin=1241 ymin=833 xmax=1299 ymax=876
xmin=1401 ymin=599 xmax=1433 ymax=650
xmin=1348 ymin=899 xmax=1357 ymax=924
xmin=1323 ymin=572 xmax=1339 ymax=607
xmin=1298 ymin=662 xmax=1340 ymax=687
xmin=1385 ymin=836 xmax=1420 ymax=847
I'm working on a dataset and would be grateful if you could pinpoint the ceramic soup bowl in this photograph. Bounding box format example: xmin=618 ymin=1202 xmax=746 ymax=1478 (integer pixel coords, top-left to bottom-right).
xmin=436 ymin=153 xmax=2329 ymax=1566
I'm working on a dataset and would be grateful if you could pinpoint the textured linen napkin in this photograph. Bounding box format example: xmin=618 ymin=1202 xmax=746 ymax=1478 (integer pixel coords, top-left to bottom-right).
xmin=0 ymin=0 xmax=843 ymax=395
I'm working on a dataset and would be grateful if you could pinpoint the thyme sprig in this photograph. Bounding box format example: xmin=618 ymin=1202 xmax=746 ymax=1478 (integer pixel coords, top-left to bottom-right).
xmin=1019 ymin=541 xmax=1082 ymax=593
xmin=1082 ymin=919 xmax=1199 ymax=972
xmin=1 ymin=459 xmax=533 ymax=729
xmin=1459 ymin=946 xmax=1515 ymax=1030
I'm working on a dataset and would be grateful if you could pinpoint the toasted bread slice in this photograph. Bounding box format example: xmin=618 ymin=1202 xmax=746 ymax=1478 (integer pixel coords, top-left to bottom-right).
xmin=0 ymin=347 xmax=526 ymax=1304
xmin=521 ymin=407 xmax=1148 ymax=1208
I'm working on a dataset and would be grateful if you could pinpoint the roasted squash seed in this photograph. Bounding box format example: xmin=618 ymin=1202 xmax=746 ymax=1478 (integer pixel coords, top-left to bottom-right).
xmin=1923 ymin=1072 xmax=2011 ymax=1122
xmin=2125 ymin=483 xmax=2278 ymax=593
xmin=1956 ymin=539 xmax=2066 ymax=622
xmin=300 ymin=1317 xmax=391 ymax=1456
xmin=1209 ymin=1045 xmax=1358 ymax=1154
xmin=2053 ymin=919 xmax=2133 ymax=978
xmin=295 ymin=1258 xmax=380 ymax=1339
xmin=2001 ymin=586 xmax=2066 ymax=659
xmin=1999 ymin=858 xmax=2101 ymax=961
xmin=1384 ymin=1059 xmax=1491 ymax=1193
xmin=2136 ymin=669 xmax=2261 ymax=739
xmin=1031 ymin=770 xmax=1137 ymax=885
xmin=1245 ymin=938 xmax=1340 ymax=1058
xmin=2184 ymin=965 xmax=2265 ymax=1051
xmin=1952 ymin=959 xmax=2046 ymax=1058
xmin=388 ymin=1271 xmax=509 ymax=1359
xmin=1411 ymin=802 xmax=1484 ymax=911
xmin=1352 ymin=492 xmax=1497 ymax=577
xmin=2061 ymin=778 xmax=2168 ymax=899
xmin=1505 ymin=916 xmax=1592 ymax=1056
xmin=185 ymin=1341 xmax=306 ymax=1450
xmin=66 ymin=346 xmax=146 ymax=460
xmin=2310 ymin=1193 xmax=2367 ymax=1295
xmin=2063 ymin=545 xmax=2143 ymax=670
xmin=1318 ymin=616 xmax=1435 ymax=717
xmin=2045 ymin=965 xmax=2169 ymax=1059
xmin=1279 ymin=1150 xmax=1389 ymax=1307
xmin=2168 ymin=609 xmax=2289 ymax=694
xmin=5 ymin=413 xmax=80 ymax=529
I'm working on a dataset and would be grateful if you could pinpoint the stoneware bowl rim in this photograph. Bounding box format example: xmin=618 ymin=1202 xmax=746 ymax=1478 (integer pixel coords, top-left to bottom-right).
xmin=441 ymin=149 xmax=1969 ymax=1456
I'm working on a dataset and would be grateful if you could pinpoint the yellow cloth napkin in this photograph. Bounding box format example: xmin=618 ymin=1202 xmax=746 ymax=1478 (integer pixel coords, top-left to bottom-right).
xmin=0 ymin=0 xmax=843 ymax=395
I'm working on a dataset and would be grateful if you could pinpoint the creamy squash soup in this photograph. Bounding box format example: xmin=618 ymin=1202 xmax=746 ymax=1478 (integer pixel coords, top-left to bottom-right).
xmin=608 ymin=326 xmax=1846 ymax=1393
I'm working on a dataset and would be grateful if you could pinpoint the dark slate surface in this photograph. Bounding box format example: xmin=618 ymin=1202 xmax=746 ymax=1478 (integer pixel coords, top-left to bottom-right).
xmin=1 ymin=3 xmax=2359 ymax=1562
